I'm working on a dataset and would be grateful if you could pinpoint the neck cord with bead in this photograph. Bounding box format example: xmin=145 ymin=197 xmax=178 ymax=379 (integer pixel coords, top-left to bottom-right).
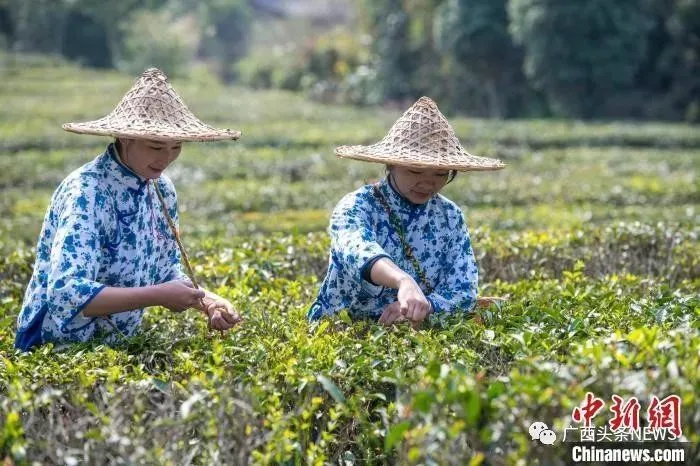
xmin=150 ymin=181 xmax=200 ymax=289
xmin=114 ymin=145 xmax=222 ymax=332
xmin=151 ymin=180 xmax=227 ymax=335
xmin=372 ymin=180 xmax=434 ymax=294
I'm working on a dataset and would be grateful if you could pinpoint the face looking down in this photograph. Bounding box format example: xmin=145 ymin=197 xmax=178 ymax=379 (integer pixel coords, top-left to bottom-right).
xmin=117 ymin=138 xmax=183 ymax=179
xmin=389 ymin=166 xmax=453 ymax=204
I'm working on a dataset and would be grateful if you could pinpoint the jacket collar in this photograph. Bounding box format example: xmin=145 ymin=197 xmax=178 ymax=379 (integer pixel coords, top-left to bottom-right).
xmin=104 ymin=143 xmax=149 ymax=194
xmin=378 ymin=175 xmax=430 ymax=215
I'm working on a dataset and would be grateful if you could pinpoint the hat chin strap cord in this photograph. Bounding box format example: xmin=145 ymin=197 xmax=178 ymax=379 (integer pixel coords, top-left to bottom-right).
xmin=151 ymin=179 xmax=232 ymax=332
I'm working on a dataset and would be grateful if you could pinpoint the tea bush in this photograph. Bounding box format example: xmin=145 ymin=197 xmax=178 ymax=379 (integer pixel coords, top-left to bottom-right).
xmin=0 ymin=57 xmax=697 ymax=465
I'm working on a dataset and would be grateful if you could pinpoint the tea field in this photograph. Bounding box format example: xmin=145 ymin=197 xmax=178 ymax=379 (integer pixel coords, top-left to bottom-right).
xmin=0 ymin=55 xmax=698 ymax=465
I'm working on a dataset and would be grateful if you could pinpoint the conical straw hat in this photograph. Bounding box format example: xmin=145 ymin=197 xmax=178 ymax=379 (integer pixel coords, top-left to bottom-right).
xmin=63 ymin=68 xmax=241 ymax=142
xmin=335 ymin=97 xmax=504 ymax=171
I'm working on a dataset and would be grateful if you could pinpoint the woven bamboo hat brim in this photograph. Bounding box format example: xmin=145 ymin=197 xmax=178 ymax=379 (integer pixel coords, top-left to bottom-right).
xmin=63 ymin=68 xmax=241 ymax=142
xmin=335 ymin=97 xmax=504 ymax=171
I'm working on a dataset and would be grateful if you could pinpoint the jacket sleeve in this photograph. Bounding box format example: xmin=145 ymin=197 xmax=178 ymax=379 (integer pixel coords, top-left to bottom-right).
xmin=42 ymin=188 xmax=106 ymax=341
xmin=329 ymin=190 xmax=391 ymax=283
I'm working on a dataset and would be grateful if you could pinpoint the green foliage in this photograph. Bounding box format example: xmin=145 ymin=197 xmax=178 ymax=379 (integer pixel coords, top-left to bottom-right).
xmin=4 ymin=0 xmax=71 ymax=54
xmin=0 ymin=379 xmax=263 ymax=464
xmin=238 ymin=0 xmax=695 ymax=120
xmin=61 ymin=0 xmax=151 ymax=65
xmin=199 ymin=0 xmax=253 ymax=81
xmin=361 ymin=0 xmax=413 ymax=101
xmin=1 ymin=0 xmax=252 ymax=78
xmin=508 ymin=0 xmax=655 ymax=118
xmin=0 ymin=59 xmax=698 ymax=464
xmin=659 ymin=0 xmax=700 ymax=121
xmin=237 ymin=28 xmax=374 ymax=104
xmin=2 ymin=0 xmax=699 ymax=120
xmin=118 ymin=7 xmax=198 ymax=78
xmin=61 ymin=9 xmax=112 ymax=68
xmin=434 ymin=0 xmax=524 ymax=117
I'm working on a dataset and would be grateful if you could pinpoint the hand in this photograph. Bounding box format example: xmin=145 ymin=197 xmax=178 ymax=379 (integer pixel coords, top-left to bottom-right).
xmin=476 ymin=296 xmax=507 ymax=309
xmin=379 ymin=301 xmax=426 ymax=329
xmin=156 ymin=280 xmax=205 ymax=313
xmin=378 ymin=301 xmax=405 ymax=326
xmin=395 ymin=276 xmax=431 ymax=324
xmin=201 ymin=297 xmax=242 ymax=331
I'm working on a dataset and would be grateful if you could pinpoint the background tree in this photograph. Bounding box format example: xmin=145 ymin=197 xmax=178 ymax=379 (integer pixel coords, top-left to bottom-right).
xmin=172 ymin=0 xmax=252 ymax=81
xmin=666 ymin=0 xmax=700 ymax=121
xmin=0 ymin=0 xmax=696 ymax=121
xmin=0 ymin=0 xmax=13 ymax=48
xmin=359 ymin=0 xmax=413 ymax=101
xmin=61 ymin=9 xmax=111 ymax=68
xmin=434 ymin=0 xmax=525 ymax=118
xmin=68 ymin=0 xmax=159 ymax=67
xmin=119 ymin=7 xmax=199 ymax=78
xmin=509 ymin=0 xmax=656 ymax=118
xmin=5 ymin=0 xmax=71 ymax=54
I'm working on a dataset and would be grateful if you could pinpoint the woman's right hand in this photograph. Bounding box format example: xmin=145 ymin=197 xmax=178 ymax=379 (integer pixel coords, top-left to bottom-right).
xmin=155 ymin=280 xmax=205 ymax=313
xmin=379 ymin=276 xmax=431 ymax=326
xmin=397 ymin=276 xmax=431 ymax=321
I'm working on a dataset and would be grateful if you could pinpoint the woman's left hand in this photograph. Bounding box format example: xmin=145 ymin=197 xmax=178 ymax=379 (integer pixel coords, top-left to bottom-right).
xmin=202 ymin=297 xmax=242 ymax=331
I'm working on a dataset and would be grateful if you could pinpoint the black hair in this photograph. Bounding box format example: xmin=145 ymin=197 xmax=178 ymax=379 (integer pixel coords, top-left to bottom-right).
xmin=385 ymin=165 xmax=458 ymax=183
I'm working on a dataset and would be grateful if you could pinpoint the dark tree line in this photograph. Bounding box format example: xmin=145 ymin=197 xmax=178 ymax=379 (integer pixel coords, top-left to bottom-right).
xmin=359 ymin=0 xmax=699 ymax=121
xmin=1 ymin=0 xmax=698 ymax=121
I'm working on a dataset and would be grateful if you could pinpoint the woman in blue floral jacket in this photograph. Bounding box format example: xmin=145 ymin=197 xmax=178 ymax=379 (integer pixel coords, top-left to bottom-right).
xmin=309 ymin=97 xmax=505 ymax=327
xmin=15 ymin=68 xmax=242 ymax=351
